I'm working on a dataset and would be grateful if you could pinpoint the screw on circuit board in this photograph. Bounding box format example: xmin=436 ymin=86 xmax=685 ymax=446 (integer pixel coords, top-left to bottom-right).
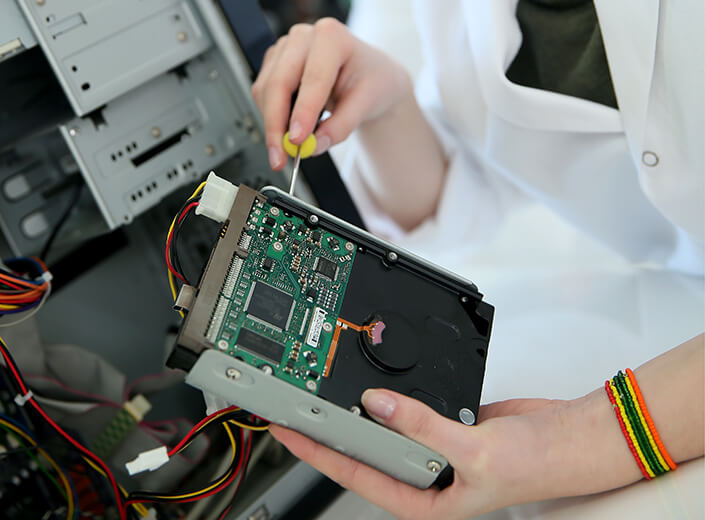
xmin=225 ymin=367 xmax=241 ymax=380
xmin=217 ymin=339 xmax=228 ymax=350
xmin=270 ymin=207 xmax=280 ymax=216
xmin=426 ymin=460 xmax=442 ymax=473
xmin=322 ymin=322 xmax=333 ymax=333
xmin=350 ymin=405 xmax=361 ymax=415
xmin=260 ymin=365 xmax=273 ymax=375
xmin=345 ymin=242 xmax=354 ymax=252
xmin=308 ymin=214 xmax=319 ymax=226
xmin=459 ymin=408 xmax=476 ymax=425
xmin=306 ymin=380 xmax=317 ymax=392
xmin=273 ymin=241 xmax=283 ymax=252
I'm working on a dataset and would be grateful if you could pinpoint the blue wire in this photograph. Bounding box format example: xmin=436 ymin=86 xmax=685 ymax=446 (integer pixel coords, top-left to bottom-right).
xmin=0 ymin=299 xmax=41 ymax=315
xmin=0 ymin=412 xmax=79 ymax=519
xmin=1 ymin=256 xmax=45 ymax=285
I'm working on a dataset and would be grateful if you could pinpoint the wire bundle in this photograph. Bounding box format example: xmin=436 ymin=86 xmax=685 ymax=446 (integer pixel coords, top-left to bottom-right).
xmin=1 ymin=335 xmax=267 ymax=518
xmin=605 ymin=369 xmax=677 ymax=480
xmin=166 ymin=182 xmax=206 ymax=316
xmin=0 ymin=413 xmax=77 ymax=519
xmin=0 ymin=257 xmax=52 ymax=326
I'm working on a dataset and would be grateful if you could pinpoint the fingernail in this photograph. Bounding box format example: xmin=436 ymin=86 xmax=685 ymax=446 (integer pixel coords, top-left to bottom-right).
xmin=289 ymin=120 xmax=302 ymax=140
xmin=268 ymin=146 xmax=281 ymax=168
xmin=362 ymin=390 xmax=396 ymax=421
xmin=313 ymin=133 xmax=331 ymax=156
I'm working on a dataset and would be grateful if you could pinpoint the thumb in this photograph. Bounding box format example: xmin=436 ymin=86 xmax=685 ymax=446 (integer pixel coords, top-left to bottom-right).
xmin=361 ymin=388 xmax=465 ymax=457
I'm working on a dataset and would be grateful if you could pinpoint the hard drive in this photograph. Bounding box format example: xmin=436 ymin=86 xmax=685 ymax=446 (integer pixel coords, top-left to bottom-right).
xmin=167 ymin=178 xmax=494 ymax=489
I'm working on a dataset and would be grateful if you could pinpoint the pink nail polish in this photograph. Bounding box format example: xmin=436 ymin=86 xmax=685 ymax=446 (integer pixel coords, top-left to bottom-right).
xmin=314 ymin=134 xmax=331 ymax=155
xmin=362 ymin=390 xmax=396 ymax=421
xmin=268 ymin=146 xmax=280 ymax=168
xmin=289 ymin=121 xmax=302 ymax=140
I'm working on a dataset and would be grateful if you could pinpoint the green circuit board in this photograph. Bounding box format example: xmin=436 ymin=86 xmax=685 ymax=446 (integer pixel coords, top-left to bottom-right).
xmin=207 ymin=197 xmax=356 ymax=393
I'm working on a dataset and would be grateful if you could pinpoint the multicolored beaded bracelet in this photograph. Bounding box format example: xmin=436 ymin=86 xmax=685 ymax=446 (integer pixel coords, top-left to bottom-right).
xmin=605 ymin=369 xmax=677 ymax=480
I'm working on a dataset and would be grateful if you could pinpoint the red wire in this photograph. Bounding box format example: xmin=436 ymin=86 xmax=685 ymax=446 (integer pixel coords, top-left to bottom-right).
xmin=218 ymin=505 xmax=233 ymax=520
xmin=217 ymin=433 xmax=253 ymax=520
xmin=0 ymin=273 xmax=46 ymax=289
xmin=165 ymin=201 xmax=199 ymax=284
xmin=126 ymin=428 xmax=251 ymax=506
xmin=168 ymin=405 xmax=239 ymax=456
xmin=1 ymin=295 xmax=42 ymax=304
xmin=0 ymin=278 xmax=26 ymax=291
xmin=0 ymin=342 xmax=127 ymax=519
xmin=178 ymin=202 xmax=199 ymax=224
xmin=165 ymin=227 xmax=187 ymax=284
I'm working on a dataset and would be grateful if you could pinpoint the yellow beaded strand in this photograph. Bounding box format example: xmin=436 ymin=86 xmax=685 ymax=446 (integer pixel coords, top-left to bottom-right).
xmin=609 ymin=382 xmax=655 ymax=478
xmin=623 ymin=375 xmax=670 ymax=472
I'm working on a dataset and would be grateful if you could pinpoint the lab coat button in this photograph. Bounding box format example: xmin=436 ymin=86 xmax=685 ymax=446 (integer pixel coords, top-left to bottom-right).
xmin=642 ymin=151 xmax=659 ymax=167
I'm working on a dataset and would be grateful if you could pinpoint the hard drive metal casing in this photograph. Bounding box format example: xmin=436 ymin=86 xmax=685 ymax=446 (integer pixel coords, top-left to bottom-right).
xmin=170 ymin=184 xmax=494 ymax=489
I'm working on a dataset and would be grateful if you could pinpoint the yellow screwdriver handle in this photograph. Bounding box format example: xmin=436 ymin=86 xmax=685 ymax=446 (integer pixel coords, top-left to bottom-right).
xmin=283 ymin=132 xmax=317 ymax=159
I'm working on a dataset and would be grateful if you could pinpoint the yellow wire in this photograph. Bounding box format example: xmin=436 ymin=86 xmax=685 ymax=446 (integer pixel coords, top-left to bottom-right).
xmin=82 ymin=456 xmax=149 ymax=517
xmin=167 ymin=181 xmax=207 ymax=319
xmin=0 ymin=419 xmax=74 ymax=520
xmin=145 ymin=422 xmax=238 ymax=500
xmin=228 ymin=419 xmax=269 ymax=431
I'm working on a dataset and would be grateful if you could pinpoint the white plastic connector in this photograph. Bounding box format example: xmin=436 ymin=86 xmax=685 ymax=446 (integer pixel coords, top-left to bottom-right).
xmin=14 ymin=390 xmax=33 ymax=406
xmin=125 ymin=446 xmax=169 ymax=475
xmin=124 ymin=394 xmax=152 ymax=422
xmin=195 ymin=171 xmax=238 ymax=223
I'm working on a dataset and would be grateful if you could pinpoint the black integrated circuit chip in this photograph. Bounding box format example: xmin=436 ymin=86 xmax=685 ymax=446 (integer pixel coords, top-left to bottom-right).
xmin=315 ymin=257 xmax=338 ymax=281
xmin=245 ymin=282 xmax=294 ymax=330
xmin=235 ymin=328 xmax=284 ymax=365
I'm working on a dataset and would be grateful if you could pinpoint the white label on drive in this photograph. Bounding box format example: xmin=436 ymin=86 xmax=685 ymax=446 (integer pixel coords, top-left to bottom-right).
xmin=306 ymin=307 xmax=327 ymax=348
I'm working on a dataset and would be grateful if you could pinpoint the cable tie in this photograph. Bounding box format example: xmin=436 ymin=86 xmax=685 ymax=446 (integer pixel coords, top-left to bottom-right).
xmin=40 ymin=271 xmax=53 ymax=283
xmin=14 ymin=390 xmax=33 ymax=406
xmin=125 ymin=446 xmax=169 ymax=475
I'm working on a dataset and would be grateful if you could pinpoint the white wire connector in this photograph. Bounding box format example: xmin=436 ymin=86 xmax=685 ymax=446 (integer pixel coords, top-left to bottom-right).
xmin=123 ymin=394 xmax=152 ymax=422
xmin=14 ymin=390 xmax=33 ymax=406
xmin=194 ymin=171 xmax=238 ymax=223
xmin=125 ymin=446 xmax=169 ymax=475
xmin=39 ymin=271 xmax=53 ymax=283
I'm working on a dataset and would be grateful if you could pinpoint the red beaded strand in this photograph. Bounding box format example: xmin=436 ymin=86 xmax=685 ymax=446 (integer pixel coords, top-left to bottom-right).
xmin=604 ymin=380 xmax=652 ymax=480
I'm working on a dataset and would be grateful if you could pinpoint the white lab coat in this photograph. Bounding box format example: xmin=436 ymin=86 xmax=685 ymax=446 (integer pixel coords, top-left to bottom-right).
xmin=341 ymin=0 xmax=704 ymax=275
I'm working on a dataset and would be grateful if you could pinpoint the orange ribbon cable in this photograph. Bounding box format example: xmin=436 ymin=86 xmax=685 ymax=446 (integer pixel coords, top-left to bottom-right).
xmin=322 ymin=318 xmax=378 ymax=377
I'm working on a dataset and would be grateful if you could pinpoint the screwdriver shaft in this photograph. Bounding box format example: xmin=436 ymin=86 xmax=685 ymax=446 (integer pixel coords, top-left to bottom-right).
xmin=289 ymin=147 xmax=301 ymax=195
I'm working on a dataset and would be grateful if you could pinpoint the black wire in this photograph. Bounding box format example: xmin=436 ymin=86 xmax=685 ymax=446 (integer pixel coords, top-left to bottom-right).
xmin=168 ymin=195 xmax=200 ymax=286
xmin=171 ymin=209 xmax=194 ymax=286
xmin=40 ymin=182 xmax=83 ymax=263
xmin=127 ymin=425 xmax=244 ymax=503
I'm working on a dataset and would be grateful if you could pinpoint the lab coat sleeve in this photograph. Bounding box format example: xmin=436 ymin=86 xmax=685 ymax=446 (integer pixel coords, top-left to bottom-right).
xmin=339 ymin=60 xmax=528 ymax=262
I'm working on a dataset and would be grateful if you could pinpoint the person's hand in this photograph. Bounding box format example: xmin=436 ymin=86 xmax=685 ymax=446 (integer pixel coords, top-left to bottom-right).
xmin=251 ymin=18 xmax=412 ymax=170
xmin=269 ymin=390 xmax=568 ymax=519
xmin=270 ymin=388 xmax=643 ymax=520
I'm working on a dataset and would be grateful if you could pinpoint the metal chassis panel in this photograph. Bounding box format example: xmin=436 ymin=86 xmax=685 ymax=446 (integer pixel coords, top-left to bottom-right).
xmin=186 ymin=349 xmax=448 ymax=489
xmin=60 ymin=49 xmax=256 ymax=228
xmin=17 ymin=0 xmax=212 ymax=116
